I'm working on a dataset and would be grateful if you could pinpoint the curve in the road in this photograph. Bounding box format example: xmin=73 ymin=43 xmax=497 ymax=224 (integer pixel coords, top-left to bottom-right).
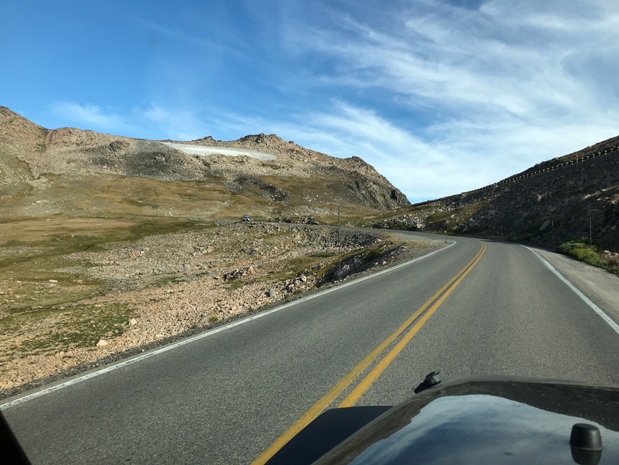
xmin=251 ymin=243 xmax=487 ymax=465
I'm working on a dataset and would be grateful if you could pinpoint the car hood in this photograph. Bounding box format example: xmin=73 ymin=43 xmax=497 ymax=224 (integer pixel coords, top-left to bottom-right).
xmin=312 ymin=377 xmax=619 ymax=465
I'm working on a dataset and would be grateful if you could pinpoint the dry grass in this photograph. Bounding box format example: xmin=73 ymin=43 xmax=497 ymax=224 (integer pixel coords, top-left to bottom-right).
xmin=0 ymin=171 xmax=391 ymax=225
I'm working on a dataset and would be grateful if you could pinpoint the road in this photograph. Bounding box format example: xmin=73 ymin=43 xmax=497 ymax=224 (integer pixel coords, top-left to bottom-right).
xmin=3 ymin=234 xmax=619 ymax=464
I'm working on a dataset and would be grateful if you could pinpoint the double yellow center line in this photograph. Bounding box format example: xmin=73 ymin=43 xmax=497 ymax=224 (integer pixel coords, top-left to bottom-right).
xmin=252 ymin=243 xmax=487 ymax=465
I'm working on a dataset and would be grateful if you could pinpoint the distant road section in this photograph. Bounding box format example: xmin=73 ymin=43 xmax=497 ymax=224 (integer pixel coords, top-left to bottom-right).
xmin=162 ymin=142 xmax=276 ymax=161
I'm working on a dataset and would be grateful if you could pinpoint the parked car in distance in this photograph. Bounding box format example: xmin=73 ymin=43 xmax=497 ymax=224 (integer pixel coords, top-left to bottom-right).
xmin=241 ymin=215 xmax=252 ymax=222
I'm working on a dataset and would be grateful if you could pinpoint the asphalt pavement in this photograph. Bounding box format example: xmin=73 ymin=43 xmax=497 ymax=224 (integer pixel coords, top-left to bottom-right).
xmin=2 ymin=234 xmax=619 ymax=464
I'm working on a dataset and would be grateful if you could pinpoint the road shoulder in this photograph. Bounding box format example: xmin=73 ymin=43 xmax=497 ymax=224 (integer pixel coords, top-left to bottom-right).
xmin=527 ymin=246 xmax=619 ymax=325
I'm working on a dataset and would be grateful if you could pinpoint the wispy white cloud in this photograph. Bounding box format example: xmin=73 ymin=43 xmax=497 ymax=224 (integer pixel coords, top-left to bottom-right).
xmin=296 ymin=106 xmax=513 ymax=201
xmin=143 ymin=104 xmax=209 ymax=141
xmin=50 ymin=101 xmax=210 ymax=141
xmin=285 ymin=5 xmax=592 ymax=117
xmin=272 ymin=0 xmax=619 ymax=201
xmin=51 ymin=102 xmax=135 ymax=133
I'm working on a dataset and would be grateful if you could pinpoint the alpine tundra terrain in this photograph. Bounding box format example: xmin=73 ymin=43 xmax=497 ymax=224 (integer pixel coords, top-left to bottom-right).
xmin=3 ymin=108 xmax=619 ymax=465
xmin=0 ymin=107 xmax=430 ymax=395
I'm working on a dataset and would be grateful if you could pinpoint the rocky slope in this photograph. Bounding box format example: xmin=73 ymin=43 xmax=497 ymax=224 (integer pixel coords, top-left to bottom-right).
xmin=0 ymin=221 xmax=441 ymax=395
xmin=376 ymin=137 xmax=619 ymax=250
xmin=0 ymin=107 xmax=409 ymax=220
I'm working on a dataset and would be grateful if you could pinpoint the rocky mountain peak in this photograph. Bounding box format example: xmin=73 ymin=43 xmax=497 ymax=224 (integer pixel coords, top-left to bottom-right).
xmin=239 ymin=133 xmax=286 ymax=145
xmin=1 ymin=107 xmax=410 ymax=217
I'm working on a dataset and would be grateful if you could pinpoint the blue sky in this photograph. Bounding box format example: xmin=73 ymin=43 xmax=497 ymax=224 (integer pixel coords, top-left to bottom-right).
xmin=2 ymin=0 xmax=618 ymax=202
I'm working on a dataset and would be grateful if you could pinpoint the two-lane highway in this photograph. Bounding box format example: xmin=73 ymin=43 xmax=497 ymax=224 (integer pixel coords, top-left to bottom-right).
xmin=3 ymin=235 xmax=619 ymax=464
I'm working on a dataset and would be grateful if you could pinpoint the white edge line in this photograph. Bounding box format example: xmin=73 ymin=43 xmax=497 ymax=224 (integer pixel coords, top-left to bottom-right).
xmin=524 ymin=246 xmax=619 ymax=335
xmin=1 ymin=240 xmax=455 ymax=410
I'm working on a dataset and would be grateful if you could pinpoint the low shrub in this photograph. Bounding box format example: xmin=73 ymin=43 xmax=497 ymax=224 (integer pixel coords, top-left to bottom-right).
xmin=557 ymin=240 xmax=618 ymax=275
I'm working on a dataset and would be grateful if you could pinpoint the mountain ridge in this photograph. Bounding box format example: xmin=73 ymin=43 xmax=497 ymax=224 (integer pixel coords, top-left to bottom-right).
xmin=0 ymin=107 xmax=409 ymax=220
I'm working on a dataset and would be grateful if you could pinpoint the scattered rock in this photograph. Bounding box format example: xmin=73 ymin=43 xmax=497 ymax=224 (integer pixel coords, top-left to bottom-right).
xmin=266 ymin=289 xmax=277 ymax=298
xmin=223 ymin=266 xmax=256 ymax=281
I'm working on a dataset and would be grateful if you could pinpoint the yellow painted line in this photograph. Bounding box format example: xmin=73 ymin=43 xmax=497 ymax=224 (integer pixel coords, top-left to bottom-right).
xmin=251 ymin=244 xmax=486 ymax=465
xmin=338 ymin=243 xmax=486 ymax=407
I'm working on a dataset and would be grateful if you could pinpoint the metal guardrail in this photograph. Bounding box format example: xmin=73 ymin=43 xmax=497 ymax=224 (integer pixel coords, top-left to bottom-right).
xmin=410 ymin=144 xmax=618 ymax=209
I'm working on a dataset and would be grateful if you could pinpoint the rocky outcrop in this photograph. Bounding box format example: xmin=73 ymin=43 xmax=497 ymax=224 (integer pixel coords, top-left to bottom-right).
xmin=172 ymin=132 xmax=410 ymax=210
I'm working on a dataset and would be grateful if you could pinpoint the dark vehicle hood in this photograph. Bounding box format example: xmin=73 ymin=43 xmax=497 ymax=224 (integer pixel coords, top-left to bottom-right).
xmin=270 ymin=377 xmax=619 ymax=465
